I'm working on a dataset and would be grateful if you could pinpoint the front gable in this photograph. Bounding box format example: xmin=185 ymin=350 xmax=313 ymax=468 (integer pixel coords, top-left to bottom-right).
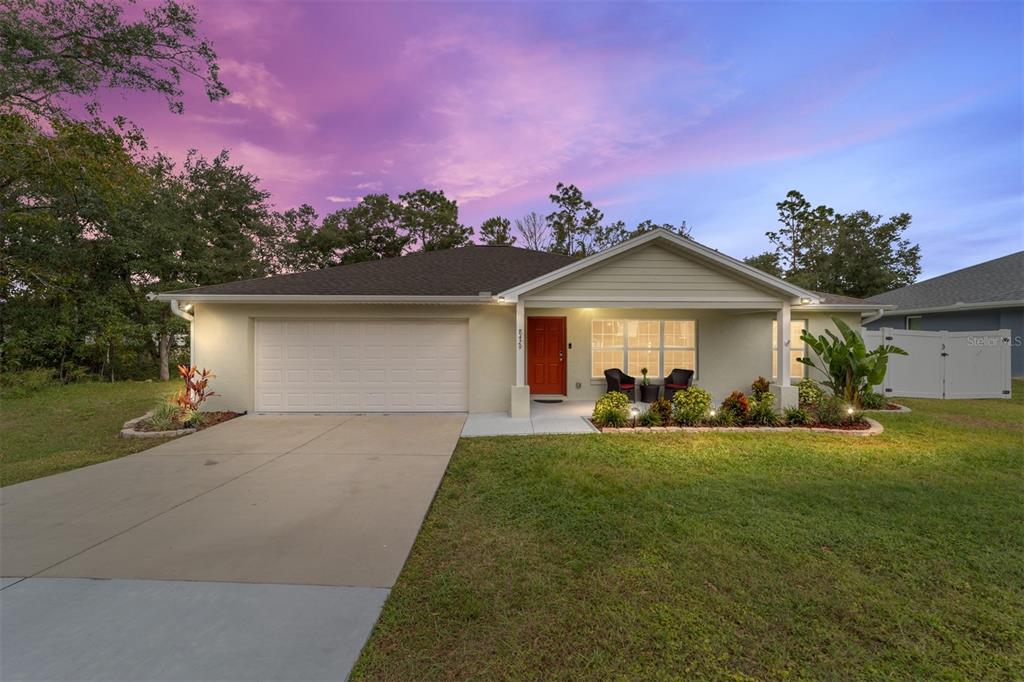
xmin=522 ymin=242 xmax=784 ymax=304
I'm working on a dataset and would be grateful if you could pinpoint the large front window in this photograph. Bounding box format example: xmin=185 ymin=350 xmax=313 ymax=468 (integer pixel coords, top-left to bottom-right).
xmin=591 ymin=320 xmax=696 ymax=378
xmin=772 ymin=319 xmax=807 ymax=380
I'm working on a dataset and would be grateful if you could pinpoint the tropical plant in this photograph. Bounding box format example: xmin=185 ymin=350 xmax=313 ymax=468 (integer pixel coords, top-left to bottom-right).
xmin=720 ymin=391 xmax=750 ymax=420
xmin=798 ymin=317 xmax=906 ymax=407
xmin=592 ymin=391 xmax=630 ymax=428
xmin=750 ymin=376 xmax=771 ymax=399
xmin=173 ymin=365 xmax=218 ymax=411
xmin=648 ymin=398 xmax=673 ymax=425
xmin=748 ymin=393 xmax=780 ymax=426
xmin=148 ymin=400 xmax=182 ymax=430
xmin=797 ymin=377 xmax=823 ymax=407
xmin=640 ymin=367 xmax=650 ymax=386
xmin=709 ymin=408 xmax=738 ymax=427
xmin=672 ymin=386 xmax=712 ymax=426
xmin=783 ymin=406 xmax=814 ymax=426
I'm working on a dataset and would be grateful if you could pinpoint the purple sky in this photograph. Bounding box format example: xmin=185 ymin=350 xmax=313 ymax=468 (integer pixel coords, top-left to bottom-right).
xmin=107 ymin=1 xmax=1022 ymax=279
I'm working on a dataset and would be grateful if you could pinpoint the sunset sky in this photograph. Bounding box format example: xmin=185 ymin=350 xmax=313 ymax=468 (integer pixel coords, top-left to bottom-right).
xmin=104 ymin=1 xmax=1022 ymax=279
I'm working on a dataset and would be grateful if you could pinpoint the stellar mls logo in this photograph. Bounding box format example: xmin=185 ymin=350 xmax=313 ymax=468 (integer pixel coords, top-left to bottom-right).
xmin=966 ymin=335 xmax=1021 ymax=347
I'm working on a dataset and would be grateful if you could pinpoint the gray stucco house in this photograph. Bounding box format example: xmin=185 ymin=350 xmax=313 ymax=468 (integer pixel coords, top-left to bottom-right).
xmin=863 ymin=251 xmax=1024 ymax=377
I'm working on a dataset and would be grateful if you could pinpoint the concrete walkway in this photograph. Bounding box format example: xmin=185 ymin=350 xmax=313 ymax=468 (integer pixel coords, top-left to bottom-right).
xmin=0 ymin=413 xmax=465 ymax=681
xmin=461 ymin=400 xmax=599 ymax=437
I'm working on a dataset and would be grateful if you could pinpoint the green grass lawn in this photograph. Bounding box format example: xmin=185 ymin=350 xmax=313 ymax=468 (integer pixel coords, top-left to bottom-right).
xmin=354 ymin=383 xmax=1024 ymax=680
xmin=0 ymin=380 xmax=176 ymax=487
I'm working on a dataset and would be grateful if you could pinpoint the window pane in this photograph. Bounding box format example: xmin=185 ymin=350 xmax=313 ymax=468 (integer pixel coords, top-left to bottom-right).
xmin=773 ymin=320 xmax=807 ymax=378
xmin=664 ymin=350 xmax=695 ymax=374
xmin=592 ymin=320 xmax=624 ymax=349
xmin=592 ymin=349 xmax=623 ymax=378
xmin=906 ymin=316 xmax=922 ymax=330
xmin=791 ymin=321 xmax=806 ymax=350
xmin=665 ymin=320 xmax=695 ymax=348
xmin=627 ymin=320 xmax=659 ymax=349
xmin=790 ymin=350 xmax=805 ymax=378
xmin=627 ymin=350 xmax=659 ymax=376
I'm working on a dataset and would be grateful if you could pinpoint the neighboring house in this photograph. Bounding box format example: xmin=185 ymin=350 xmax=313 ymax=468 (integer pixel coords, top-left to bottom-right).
xmin=156 ymin=229 xmax=882 ymax=416
xmin=863 ymin=251 xmax=1024 ymax=377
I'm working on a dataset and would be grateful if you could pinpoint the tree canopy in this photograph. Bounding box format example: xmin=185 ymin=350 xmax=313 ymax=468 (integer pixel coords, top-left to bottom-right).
xmin=744 ymin=190 xmax=921 ymax=298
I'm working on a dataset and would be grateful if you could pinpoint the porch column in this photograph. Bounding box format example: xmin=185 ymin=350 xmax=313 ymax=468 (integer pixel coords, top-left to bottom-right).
xmin=771 ymin=301 xmax=798 ymax=410
xmin=510 ymin=299 xmax=530 ymax=417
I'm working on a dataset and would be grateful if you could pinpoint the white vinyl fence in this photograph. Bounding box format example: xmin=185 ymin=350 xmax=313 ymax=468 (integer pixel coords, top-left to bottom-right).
xmin=863 ymin=328 xmax=1012 ymax=399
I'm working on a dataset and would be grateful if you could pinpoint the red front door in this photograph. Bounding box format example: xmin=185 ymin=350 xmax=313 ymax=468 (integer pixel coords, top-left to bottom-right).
xmin=527 ymin=317 xmax=566 ymax=395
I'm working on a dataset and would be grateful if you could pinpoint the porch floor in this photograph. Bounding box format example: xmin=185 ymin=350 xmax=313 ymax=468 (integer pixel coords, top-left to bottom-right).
xmin=461 ymin=400 xmax=600 ymax=437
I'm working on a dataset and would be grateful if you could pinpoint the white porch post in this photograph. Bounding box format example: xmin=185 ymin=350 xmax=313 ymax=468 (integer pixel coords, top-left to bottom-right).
xmin=771 ymin=301 xmax=798 ymax=410
xmin=510 ymin=299 xmax=530 ymax=417
xmin=777 ymin=301 xmax=791 ymax=386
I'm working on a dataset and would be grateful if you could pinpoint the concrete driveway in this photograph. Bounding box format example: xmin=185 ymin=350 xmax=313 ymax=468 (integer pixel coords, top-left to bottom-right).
xmin=0 ymin=413 xmax=464 ymax=681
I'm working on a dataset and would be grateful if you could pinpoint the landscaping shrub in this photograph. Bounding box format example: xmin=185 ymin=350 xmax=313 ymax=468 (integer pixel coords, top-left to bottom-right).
xmin=709 ymin=408 xmax=738 ymax=427
xmin=173 ymin=365 xmax=218 ymax=411
xmin=147 ymin=400 xmax=182 ymax=431
xmin=638 ymin=407 xmax=663 ymax=427
xmin=859 ymin=391 xmax=887 ymax=410
xmin=592 ymin=391 xmax=630 ymax=427
xmin=748 ymin=393 xmax=780 ymax=426
xmin=815 ymin=395 xmax=848 ymax=426
xmin=672 ymin=386 xmax=712 ymax=426
xmin=750 ymin=376 xmax=771 ymax=400
xmin=720 ymin=391 xmax=749 ymax=421
xmin=797 ymin=377 xmax=823 ymax=407
xmin=648 ymin=398 xmax=673 ymax=424
xmin=783 ymin=405 xmax=813 ymax=426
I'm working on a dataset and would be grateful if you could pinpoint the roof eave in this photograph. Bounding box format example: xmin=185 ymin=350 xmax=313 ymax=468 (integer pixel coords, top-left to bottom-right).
xmin=865 ymin=299 xmax=1024 ymax=316
xmin=153 ymin=293 xmax=498 ymax=304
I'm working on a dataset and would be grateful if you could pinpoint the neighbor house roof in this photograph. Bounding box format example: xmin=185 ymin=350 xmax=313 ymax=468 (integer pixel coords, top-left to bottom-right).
xmin=161 ymin=245 xmax=579 ymax=298
xmin=866 ymin=251 xmax=1024 ymax=313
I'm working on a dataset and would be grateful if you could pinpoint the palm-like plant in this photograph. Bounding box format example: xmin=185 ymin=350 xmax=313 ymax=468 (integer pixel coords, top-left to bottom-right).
xmin=798 ymin=317 xmax=907 ymax=407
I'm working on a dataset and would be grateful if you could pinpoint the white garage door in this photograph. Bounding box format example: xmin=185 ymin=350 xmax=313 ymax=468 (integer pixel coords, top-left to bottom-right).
xmin=255 ymin=319 xmax=468 ymax=412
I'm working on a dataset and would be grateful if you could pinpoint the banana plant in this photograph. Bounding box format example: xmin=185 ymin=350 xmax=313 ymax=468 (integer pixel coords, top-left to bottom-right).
xmin=797 ymin=317 xmax=907 ymax=406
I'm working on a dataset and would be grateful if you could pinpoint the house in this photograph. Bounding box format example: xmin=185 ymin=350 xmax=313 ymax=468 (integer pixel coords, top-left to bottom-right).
xmin=155 ymin=229 xmax=883 ymax=417
xmin=863 ymin=251 xmax=1024 ymax=377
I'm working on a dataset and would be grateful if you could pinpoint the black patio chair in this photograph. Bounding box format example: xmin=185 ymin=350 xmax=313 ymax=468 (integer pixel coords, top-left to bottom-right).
xmin=663 ymin=368 xmax=695 ymax=401
xmin=604 ymin=368 xmax=636 ymax=401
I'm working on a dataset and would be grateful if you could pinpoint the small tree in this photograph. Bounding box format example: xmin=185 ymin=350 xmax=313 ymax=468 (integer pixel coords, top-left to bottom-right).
xmin=798 ymin=317 xmax=906 ymax=407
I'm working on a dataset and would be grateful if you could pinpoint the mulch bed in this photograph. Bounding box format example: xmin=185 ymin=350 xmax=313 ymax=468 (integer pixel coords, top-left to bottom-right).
xmin=136 ymin=411 xmax=241 ymax=432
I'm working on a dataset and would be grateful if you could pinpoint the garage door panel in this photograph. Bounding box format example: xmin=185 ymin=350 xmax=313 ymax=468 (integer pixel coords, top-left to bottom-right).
xmin=255 ymin=319 xmax=467 ymax=412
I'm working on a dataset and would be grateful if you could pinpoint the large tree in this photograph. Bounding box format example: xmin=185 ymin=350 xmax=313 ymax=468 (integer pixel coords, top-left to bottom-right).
xmin=546 ymin=182 xmax=605 ymax=256
xmin=0 ymin=0 xmax=227 ymax=119
xmin=745 ymin=190 xmax=921 ymax=298
xmin=514 ymin=211 xmax=548 ymax=251
xmin=398 ymin=189 xmax=472 ymax=252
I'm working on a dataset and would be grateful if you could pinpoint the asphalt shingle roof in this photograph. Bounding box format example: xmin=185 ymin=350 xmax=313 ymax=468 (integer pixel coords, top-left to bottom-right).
xmin=866 ymin=251 xmax=1024 ymax=310
xmin=167 ymin=245 xmax=579 ymax=297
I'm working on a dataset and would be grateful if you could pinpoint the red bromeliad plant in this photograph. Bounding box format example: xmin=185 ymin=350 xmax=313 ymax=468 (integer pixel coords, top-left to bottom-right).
xmin=173 ymin=365 xmax=218 ymax=411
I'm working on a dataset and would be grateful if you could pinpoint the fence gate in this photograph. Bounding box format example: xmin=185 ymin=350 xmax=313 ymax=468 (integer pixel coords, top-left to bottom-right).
xmin=863 ymin=328 xmax=1012 ymax=399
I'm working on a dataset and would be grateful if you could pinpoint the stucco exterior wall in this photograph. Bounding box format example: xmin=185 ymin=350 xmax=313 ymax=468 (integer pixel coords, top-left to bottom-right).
xmin=192 ymin=302 xmax=515 ymax=413
xmin=864 ymin=307 xmax=1023 ymax=377
xmin=525 ymin=307 xmax=858 ymax=405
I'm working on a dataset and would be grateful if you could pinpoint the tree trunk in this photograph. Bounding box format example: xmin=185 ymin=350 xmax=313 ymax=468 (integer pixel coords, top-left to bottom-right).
xmin=158 ymin=331 xmax=171 ymax=381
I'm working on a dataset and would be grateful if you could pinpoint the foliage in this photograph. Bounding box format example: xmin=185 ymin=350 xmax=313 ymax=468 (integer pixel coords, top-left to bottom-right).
xmin=592 ymin=391 xmax=630 ymax=428
xmin=638 ymin=407 xmax=663 ymax=427
xmin=672 ymin=386 xmax=712 ymax=426
xmin=798 ymin=317 xmax=907 ymax=406
xmin=720 ymin=391 xmax=750 ymax=420
xmin=708 ymin=408 xmax=738 ymax=427
xmin=750 ymin=376 xmax=771 ymax=400
xmin=0 ymin=368 xmax=58 ymax=399
xmin=547 ymin=183 xmax=606 ymax=256
xmin=859 ymin=391 xmax=887 ymax=410
xmin=647 ymin=398 xmax=673 ymax=425
xmin=747 ymin=393 xmax=780 ymax=426
xmin=0 ymin=0 xmax=227 ymax=121
xmin=179 ymin=406 xmax=208 ymax=428
xmin=147 ymin=399 xmax=182 ymax=431
xmin=640 ymin=367 xmax=650 ymax=386
xmin=172 ymin=365 xmax=217 ymax=411
xmin=743 ymin=190 xmax=921 ymax=298
xmin=782 ymin=405 xmax=814 ymax=426
xmin=815 ymin=395 xmax=849 ymax=427
xmin=400 ymin=189 xmax=473 ymax=252
xmin=633 ymin=219 xmax=691 ymax=239
xmin=797 ymin=378 xmax=824 ymax=407
xmin=479 ymin=216 xmax=516 ymax=246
